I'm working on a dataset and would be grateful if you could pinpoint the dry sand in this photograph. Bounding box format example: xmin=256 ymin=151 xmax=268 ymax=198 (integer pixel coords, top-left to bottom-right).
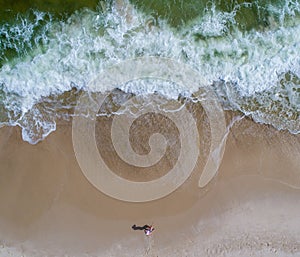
xmin=0 ymin=110 xmax=299 ymax=256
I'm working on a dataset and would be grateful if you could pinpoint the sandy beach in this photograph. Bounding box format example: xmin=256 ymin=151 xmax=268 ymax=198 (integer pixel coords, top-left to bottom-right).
xmin=0 ymin=108 xmax=299 ymax=256
xmin=0 ymin=0 xmax=300 ymax=255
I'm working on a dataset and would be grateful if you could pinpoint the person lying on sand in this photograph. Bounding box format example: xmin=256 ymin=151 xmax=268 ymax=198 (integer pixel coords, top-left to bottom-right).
xmin=132 ymin=224 xmax=155 ymax=236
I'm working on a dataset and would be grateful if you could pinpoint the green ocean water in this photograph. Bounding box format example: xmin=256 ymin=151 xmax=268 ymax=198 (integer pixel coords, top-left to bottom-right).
xmin=1 ymin=0 xmax=297 ymax=65
xmin=0 ymin=0 xmax=291 ymax=28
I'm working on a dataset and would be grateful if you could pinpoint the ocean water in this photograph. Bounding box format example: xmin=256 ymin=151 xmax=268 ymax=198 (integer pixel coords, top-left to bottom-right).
xmin=0 ymin=0 xmax=299 ymax=144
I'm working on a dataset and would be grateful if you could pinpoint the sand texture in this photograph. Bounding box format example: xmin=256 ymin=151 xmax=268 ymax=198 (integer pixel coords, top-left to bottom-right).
xmin=0 ymin=109 xmax=299 ymax=256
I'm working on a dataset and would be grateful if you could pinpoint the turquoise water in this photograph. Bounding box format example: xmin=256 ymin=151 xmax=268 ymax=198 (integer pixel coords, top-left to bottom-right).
xmin=0 ymin=0 xmax=299 ymax=143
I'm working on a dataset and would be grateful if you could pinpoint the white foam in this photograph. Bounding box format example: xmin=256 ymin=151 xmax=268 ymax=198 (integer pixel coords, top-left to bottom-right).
xmin=0 ymin=0 xmax=299 ymax=143
xmin=0 ymin=11 xmax=51 ymax=62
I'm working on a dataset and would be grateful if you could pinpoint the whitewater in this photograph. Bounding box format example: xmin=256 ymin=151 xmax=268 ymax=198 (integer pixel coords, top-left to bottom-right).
xmin=0 ymin=0 xmax=299 ymax=143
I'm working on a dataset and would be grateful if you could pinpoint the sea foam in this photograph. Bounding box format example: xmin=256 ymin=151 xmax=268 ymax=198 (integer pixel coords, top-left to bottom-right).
xmin=0 ymin=0 xmax=299 ymax=143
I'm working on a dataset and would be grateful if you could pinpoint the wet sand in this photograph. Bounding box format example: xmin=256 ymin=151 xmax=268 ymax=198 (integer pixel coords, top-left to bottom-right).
xmin=0 ymin=110 xmax=299 ymax=256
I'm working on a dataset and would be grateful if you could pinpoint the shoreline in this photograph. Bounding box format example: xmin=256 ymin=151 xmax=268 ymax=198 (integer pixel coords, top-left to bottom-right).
xmin=0 ymin=111 xmax=299 ymax=256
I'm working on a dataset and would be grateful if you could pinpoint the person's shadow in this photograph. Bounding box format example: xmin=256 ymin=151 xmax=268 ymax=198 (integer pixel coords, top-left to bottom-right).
xmin=132 ymin=224 xmax=149 ymax=231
